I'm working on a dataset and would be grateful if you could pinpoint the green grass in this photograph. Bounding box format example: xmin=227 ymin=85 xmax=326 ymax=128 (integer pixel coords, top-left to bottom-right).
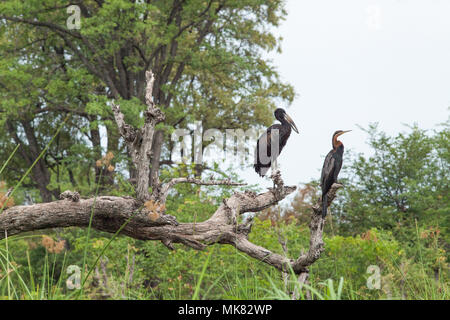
xmin=0 ymin=235 xmax=448 ymax=300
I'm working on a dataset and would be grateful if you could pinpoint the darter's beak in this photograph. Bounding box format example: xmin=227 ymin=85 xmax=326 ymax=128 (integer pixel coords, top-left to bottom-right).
xmin=337 ymin=130 xmax=352 ymax=137
xmin=284 ymin=113 xmax=299 ymax=134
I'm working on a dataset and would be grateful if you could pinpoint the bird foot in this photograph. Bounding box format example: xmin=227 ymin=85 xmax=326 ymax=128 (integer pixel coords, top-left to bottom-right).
xmin=270 ymin=170 xmax=283 ymax=188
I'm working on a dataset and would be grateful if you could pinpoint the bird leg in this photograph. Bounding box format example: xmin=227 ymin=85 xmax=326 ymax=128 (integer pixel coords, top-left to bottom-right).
xmin=270 ymin=159 xmax=280 ymax=189
xmin=272 ymin=157 xmax=278 ymax=170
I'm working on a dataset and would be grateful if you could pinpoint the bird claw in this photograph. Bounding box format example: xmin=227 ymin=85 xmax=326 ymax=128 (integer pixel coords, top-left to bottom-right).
xmin=267 ymin=170 xmax=285 ymax=196
xmin=270 ymin=170 xmax=283 ymax=188
xmin=270 ymin=170 xmax=281 ymax=178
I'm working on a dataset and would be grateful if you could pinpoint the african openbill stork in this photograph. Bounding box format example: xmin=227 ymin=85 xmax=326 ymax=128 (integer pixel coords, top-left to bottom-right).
xmin=320 ymin=130 xmax=351 ymax=217
xmin=254 ymin=108 xmax=299 ymax=177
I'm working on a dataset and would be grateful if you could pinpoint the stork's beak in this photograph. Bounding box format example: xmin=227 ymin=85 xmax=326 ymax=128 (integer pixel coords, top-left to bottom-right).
xmin=284 ymin=113 xmax=299 ymax=134
xmin=337 ymin=130 xmax=352 ymax=137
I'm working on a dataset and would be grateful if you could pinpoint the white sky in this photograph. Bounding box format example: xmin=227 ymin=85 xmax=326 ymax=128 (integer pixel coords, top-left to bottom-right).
xmin=231 ymin=0 xmax=450 ymax=194
xmin=97 ymin=1 xmax=449 ymax=198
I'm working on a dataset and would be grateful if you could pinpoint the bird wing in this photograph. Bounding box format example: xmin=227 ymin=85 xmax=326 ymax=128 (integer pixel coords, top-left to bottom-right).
xmin=267 ymin=124 xmax=284 ymax=160
xmin=332 ymin=152 xmax=343 ymax=182
xmin=254 ymin=130 xmax=270 ymax=165
xmin=320 ymin=150 xmax=335 ymax=193
xmin=255 ymin=125 xmax=284 ymax=176
xmin=254 ymin=130 xmax=270 ymax=176
xmin=255 ymin=125 xmax=281 ymax=164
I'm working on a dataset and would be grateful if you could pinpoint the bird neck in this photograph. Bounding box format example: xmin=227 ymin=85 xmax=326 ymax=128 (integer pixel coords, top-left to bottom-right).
xmin=279 ymin=121 xmax=292 ymax=135
xmin=274 ymin=115 xmax=284 ymax=126
xmin=333 ymin=136 xmax=343 ymax=151
xmin=277 ymin=116 xmax=286 ymax=125
xmin=334 ymin=143 xmax=344 ymax=154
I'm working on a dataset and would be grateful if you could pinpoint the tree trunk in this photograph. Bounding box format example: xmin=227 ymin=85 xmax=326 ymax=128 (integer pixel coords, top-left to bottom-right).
xmin=20 ymin=120 xmax=54 ymax=202
xmin=150 ymin=130 xmax=164 ymax=188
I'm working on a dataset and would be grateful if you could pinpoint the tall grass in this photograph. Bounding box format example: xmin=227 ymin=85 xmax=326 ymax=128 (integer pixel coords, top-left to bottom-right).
xmin=0 ymin=116 xmax=76 ymax=299
xmin=79 ymin=169 xmax=104 ymax=298
xmin=192 ymin=245 xmax=215 ymax=300
xmin=0 ymin=114 xmax=148 ymax=300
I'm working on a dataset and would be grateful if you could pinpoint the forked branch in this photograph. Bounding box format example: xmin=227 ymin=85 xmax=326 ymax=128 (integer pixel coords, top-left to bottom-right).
xmin=111 ymin=70 xmax=165 ymax=202
xmin=0 ymin=69 xmax=344 ymax=280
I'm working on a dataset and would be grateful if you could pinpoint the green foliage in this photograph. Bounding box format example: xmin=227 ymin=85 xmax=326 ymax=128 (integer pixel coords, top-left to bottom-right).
xmin=335 ymin=123 xmax=449 ymax=241
xmin=0 ymin=0 xmax=295 ymax=203
xmin=0 ymin=1 xmax=448 ymax=300
xmin=0 ymin=214 xmax=448 ymax=300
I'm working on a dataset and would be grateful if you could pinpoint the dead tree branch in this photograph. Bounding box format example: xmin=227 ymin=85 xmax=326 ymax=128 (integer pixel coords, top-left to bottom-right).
xmin=111 ymin=70 xmax=165 ymax=202
xmin=0 ymin=175 xmax=297 ymax=268
xmin=0 ymin=69 xmax=344 ymax=278
xmin=293 ymin=183 xmax=343 ymax=273
xmin=0 ymin=179 xmax=343 ymax=274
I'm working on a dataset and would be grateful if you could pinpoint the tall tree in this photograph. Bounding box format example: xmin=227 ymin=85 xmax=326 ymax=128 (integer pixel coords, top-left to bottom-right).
xmin=0 ymin=0 xmax=294 ymax=201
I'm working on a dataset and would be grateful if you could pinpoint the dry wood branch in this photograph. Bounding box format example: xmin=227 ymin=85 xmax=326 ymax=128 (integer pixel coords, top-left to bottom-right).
xmin=292 ymin=183 xmax=343 ymax=273
xmin=0 ymin=65 xmax=343 ymax=277
xmin=111 ymin=103 xmax=138 ymax=144
xmin=1 ymin=64 xmax=344 ymax=281
xmin=0 ymin=175 xmax=300 ymax=270
xmin=59 ymin=190 xmax=80 ymax=202
xmin=112 ymin=69 xmax=244 ymax=205
xmin=0 ymin=173 xmax=343 ymax=278
xmin=111 ymin=70 xmax=165 ymax=202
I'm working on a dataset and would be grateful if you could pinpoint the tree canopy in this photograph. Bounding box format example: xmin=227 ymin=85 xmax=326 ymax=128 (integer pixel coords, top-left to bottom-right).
xmin=0 ymin=0 xmax=294 ymax=202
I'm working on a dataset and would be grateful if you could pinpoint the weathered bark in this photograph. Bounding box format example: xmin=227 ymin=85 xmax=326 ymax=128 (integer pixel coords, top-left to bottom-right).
xmin=0 ymin=174 xmax=292 ymax=257
xmin=149 ymin=130 xmax=164 ymax=188
xmin=111 ymin=71 xmax=165 ymax=202
xmin=0 ymin=176 xmax=342 ymax=275
xmin=292 ymin=183 xmax=343 ymax=295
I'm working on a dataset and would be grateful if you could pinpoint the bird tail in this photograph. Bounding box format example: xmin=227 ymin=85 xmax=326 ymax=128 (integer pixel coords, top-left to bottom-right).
xmin=254 ymin=164 xmax=269 ymax=177
xmin=322 ymin=193 xmax=328 ymax=218
xmin=253 ymin=164 xmax=261 ymax=176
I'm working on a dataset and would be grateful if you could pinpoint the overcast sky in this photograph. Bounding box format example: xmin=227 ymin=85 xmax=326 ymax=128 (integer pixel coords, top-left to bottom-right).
xmin=231 ymin=0 xmax=450 ymax=193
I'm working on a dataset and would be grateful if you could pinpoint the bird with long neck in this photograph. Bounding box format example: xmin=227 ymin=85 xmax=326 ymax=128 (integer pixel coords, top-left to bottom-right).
xmin=254 ymin=108 xmax=299 ymax=177
xmin=320 ymin=130 xmax=351 ymax=218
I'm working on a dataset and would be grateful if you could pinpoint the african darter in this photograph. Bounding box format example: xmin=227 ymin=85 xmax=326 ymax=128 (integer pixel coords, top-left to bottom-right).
xmin=254 ymin=108 xmax=299 ymax=177
xmin=320 ymin=130 xmax=351 ymax=217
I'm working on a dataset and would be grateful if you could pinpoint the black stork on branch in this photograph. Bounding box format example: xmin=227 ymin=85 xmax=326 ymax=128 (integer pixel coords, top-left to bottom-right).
xmin=320 ymin=130 xmax=351 ymax=217
xmin=254 ymin=108 xmax=299 ymax=177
